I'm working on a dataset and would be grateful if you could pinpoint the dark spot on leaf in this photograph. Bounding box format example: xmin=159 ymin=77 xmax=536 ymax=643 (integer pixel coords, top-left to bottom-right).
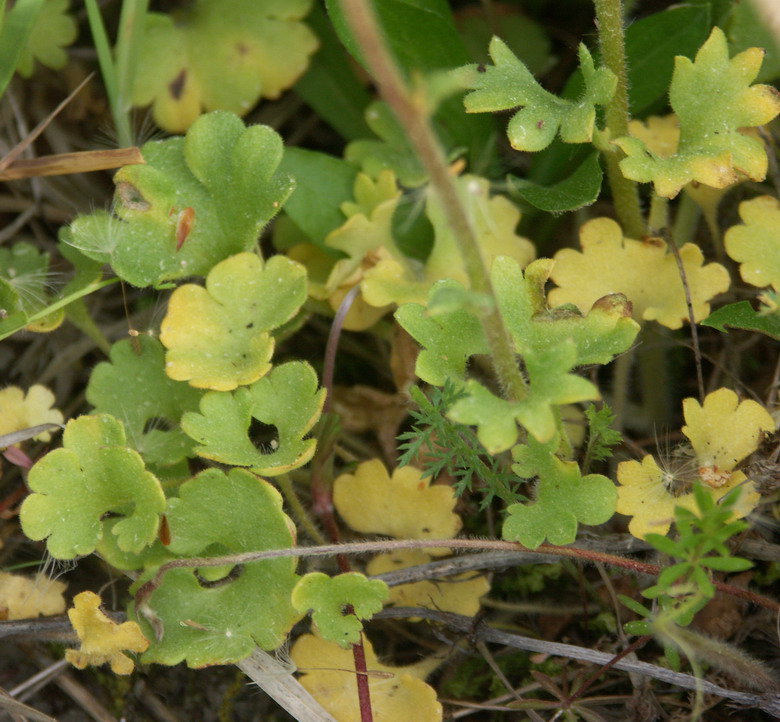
xmin=477 ymin=63 xmax=486 ymax=73
xmin=237 ymin=42 xmax=249 ymax=56
xmin=536 ymin=120 xmax=544 ymax=129
xmin=169 ymin=69 xmax=187 ymax=100
xmin=422 ymin=527 xmax=430 ymax=533
xmin=246 ymin=322 xmax=254 ymax=330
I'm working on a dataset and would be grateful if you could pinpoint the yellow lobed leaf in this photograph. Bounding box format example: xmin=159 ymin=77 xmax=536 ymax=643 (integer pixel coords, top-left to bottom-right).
xmin=366 ymin=549 xmax=489 ymax=618
xmin=617 ymin=387 xmax=770 ymax=539
xmin=548 ymin=217 xmax=730 ymax=329
xmin=66 ymin=591 xmax=149 ymax=675
xmin=724 ymin=195 xmax=780 ymax=291
xmin=131 ymin=0 xmax=319 ymax=132
xmin=0 ymin=572 xmax=66 ymax=620
xmin=0 ymin=385 xmax=63 ymax=443
xmin=291 ymin=633 xmax=442 ymax=722
xmin=681 ymin=387 xmax=775 ymax=480
xmin=333 ymin=459 xmax=462 ymax=556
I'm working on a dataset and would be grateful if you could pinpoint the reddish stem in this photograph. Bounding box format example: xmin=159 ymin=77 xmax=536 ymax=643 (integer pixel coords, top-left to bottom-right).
xmin=351 ymin=628 xmax=374 ymax=722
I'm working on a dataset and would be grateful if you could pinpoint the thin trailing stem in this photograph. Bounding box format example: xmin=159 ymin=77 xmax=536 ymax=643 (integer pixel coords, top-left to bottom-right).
xmin=593 ymin=0 xmax=645 ymax=238
xmin=664 ymin=226 xmax=705 ymax=400
xmin=339 ymin=0 xmax=527 ymax=403
xmin=134 ymin=537 xmax=780 ymax=615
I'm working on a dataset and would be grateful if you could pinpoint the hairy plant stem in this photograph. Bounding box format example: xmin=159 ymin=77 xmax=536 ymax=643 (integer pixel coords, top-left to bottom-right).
xmin=593 ymin=0 xmax=645 ymax=238
xmin=339 ymin=0 xmax=527 ymax=403
xmin=135 ymin=537 xmax=780 ymax=615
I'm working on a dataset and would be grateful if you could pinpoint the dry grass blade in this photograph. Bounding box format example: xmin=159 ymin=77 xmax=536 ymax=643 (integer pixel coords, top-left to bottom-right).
xmin=0 ymin=424 xmax=63 ymax=449
xmin=1 ymin=73 xmax=93 ymax=173
xmin=236 ymin=647 xmax=337 ymax=722
xmin=0 ymin=686 xmax=58 ymax=722
xmin=0 ymin=147 xmax=144 ymax=180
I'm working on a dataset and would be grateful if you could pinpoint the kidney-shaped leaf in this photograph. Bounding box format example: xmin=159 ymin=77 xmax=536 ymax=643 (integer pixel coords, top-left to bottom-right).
xmin=548 ymin=218 xmax=730 ymax=329
xmin=86 ymin=336 xmax=203 ymax=466
xmin=333 ymin=459 xmax=461 ymax=555
xmin=181 ymin=361 xmax=324 ymax=476
xmin=291 ymin=633 xmax=442 ymax=722
xmin=20 ymin=415 xmax=166 ymax=559
xmin=292 ymin=572 xmax=388 ymax=648
xmin=65 ymin=112 xmax=294 ymax=288
xmin=132 ymin=0 xmax=318 ymax=132
xmin=724 ymin=195 xmax=780 ymax=291
xmin=503 ymin=433 xmax=617 ymax=548
xmin=160 ymin=253 xmax=307 ymax=390
xmin=133 ymin=468 xmax=301 ymax=667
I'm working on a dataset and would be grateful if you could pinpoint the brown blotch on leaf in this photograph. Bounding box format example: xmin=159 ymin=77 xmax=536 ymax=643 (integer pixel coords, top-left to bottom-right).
xmin=169 ymin=70 xmax=187 ymax=100
xmin=116 ymin=181 xmax=150 ymax=211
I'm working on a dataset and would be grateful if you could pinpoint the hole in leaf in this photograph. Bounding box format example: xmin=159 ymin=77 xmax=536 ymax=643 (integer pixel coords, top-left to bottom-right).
xmin=143 ymin=417 xmax=173 ymax=434
xmin=249 ymin=418 xmax=279 ymax=451
xmin=195 ymin=565 xmax=244 ymax=588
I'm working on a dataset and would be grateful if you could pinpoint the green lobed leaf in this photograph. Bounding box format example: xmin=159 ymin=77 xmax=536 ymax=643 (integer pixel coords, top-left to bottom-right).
xmin=65 ymin=111 xmax=294 ymax=288
xmin=14 ymin=0 xmax=76 ymax=77
xmin=0 ymin=0 xmax=44 ymax=98
xmin=701 ymin=301 xmax=780 ymax=341
xmin=181 ymin=361 xmax=325 ymax=476
xmin=454 ymin=37 xmax=615 ymax=152
xmin=614 ymin=27 xmax=780 ymax=198
xmin=0 ymin=241 xmax=64 ymax=333
xmin=502 ymin=433 xmax=617 ymax=549
xmin=86 ymin=336 xmax=204 ymax=467
xmin=132 ymin=468 xmax=301 ymax=666
xmin=19 ymin=415 xmax=166 ymax=559
xmin=292 ymin=572 xmax=388 ymax=648
xmin=397 ymin=256 xmax=638 ymax=447
xmin=160 ymin=252 xmax=308 ymax=390
xmin=394 ymin=280 xmax=490 ymax=386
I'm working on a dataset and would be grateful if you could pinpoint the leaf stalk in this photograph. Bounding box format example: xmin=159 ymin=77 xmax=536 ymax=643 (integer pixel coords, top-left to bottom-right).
xmin=338 ymin=0 xmax=528 ymax=402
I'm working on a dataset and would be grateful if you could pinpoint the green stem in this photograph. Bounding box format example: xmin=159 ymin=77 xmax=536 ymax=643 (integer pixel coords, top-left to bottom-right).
xmin=610 ymin=351 xmax=632 ymax=433
xmin=593 ymin=0 xmax=645 ymax=238
xmin=647 ymin=193 xmax=668 ymax=234
xmin=339 ymin=0 xmax=527 ymax=402
xmin=276 ymin=473 xmax=328 ymax=546
xmin=672 ymin=192 xmax=701 ymax=248
xmin=114 ymin=0 xmax=150 ymax=146
xmin=637 ymin=326 xmax=671 ymax=428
